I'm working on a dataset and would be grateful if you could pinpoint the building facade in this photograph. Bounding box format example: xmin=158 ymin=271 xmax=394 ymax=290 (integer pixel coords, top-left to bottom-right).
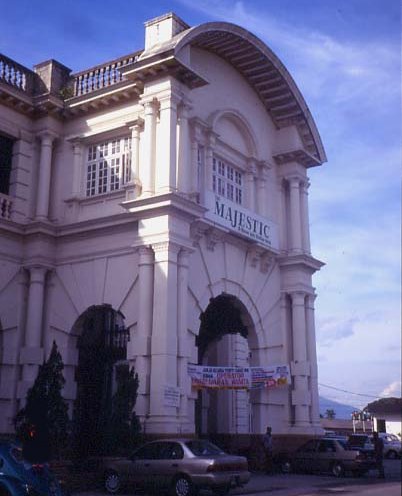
xmin=0 ymin=13 xmax=326 ymax=441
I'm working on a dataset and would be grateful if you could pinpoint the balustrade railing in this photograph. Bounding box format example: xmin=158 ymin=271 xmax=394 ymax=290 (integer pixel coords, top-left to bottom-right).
xmin=72 ymin=51 xmax=140 ymax=97
xmin=0 ymin=54 xmax=34 ymax=94
xmin=0 ymin=193 xmax=12 ymax=219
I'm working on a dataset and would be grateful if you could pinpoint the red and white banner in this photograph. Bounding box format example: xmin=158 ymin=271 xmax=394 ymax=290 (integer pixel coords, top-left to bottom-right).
xmin=187 ymin=364 xmax=290 ymax=390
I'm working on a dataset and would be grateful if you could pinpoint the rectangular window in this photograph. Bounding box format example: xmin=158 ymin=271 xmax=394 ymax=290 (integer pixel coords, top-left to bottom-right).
xmin=85 ymin=137 xmax=132 ymax=197
xmin=0 ymin=135 xmax=14 ymax=195
xmin=212 ymin=155 xmax=243 ymax=205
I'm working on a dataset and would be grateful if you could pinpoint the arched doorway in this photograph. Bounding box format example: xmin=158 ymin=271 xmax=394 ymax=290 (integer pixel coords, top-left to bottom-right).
xmin=72 ymin=304 xmax=129 ymax=457
xmin=195 ymin=294 xmax=253 ymax=436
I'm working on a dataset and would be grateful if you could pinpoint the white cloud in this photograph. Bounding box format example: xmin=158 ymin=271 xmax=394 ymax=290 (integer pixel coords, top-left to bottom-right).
xmin=380 ymin=381 xmax=402 ymax=397
xmin=317 ymin=317 xmax=358 ymax=346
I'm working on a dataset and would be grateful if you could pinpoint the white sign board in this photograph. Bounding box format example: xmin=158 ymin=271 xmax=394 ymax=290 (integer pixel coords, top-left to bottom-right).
xmin=163 ymin=385 xmax=180 ymax=408
xmin=204 ymin=191 xmax=279 ymax=250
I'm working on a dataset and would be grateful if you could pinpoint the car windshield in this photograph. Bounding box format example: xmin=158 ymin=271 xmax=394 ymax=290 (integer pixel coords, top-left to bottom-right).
xmin=186 ymin=440 xmax=225 ymax=456
xmin=337 ymin=440 xmax=347 ymax=449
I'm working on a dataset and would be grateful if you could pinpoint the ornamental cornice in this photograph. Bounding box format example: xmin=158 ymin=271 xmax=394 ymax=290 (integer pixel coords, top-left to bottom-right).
xmin=121 ymin=191 xmax=207 ymax=222
xmin=278 ymin=253 xmax=324 ymax=274
xmin=273 ymin=148 xmax=321 ymax=168
xmin=280 ymin=284 xmax=315 ymax=298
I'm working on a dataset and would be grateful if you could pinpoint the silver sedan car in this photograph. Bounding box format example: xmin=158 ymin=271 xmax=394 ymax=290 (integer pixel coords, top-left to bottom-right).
xmin=103 ymin=439 xmax=250 ymax=496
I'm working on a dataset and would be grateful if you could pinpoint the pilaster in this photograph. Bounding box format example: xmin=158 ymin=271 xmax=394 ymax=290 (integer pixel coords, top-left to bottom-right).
xmin=289 ymin=290 xmax=311 ymax=428
xmin=133 ymin=246 xmax=154 ymax=420
xmin=148 ymin=241 xmax=181 ymax=429
xmin=306 ymin=293 xmax=322 ymax=429
xmin=35 ymin=131 xmax=58 ymax=221
xmin=155 ymin=89 xmax=180 ymax=194
xmin=177 ymin=100 xmax=192 ymax=195
xmin=301 ymin=179 xmax=311 ymax=254
xmin=20 ymin=265 xmax=50 ymax=386
xmin=287 ymin=176 xmax=303 ymax=254
xmin=140 ymin=97 xmax=157 ymax=197
xmin=245 ymin=159 xmax=256 ymax=211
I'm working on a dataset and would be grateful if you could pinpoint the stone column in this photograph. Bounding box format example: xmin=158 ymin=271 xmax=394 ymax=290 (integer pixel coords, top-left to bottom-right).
xmin=132 ymin=246 xmax=154 ymax=420
xmin=205 ymin=133 xmax=216 ymax=196
xmin=290 ymin=291 xmax=310 ymax=427
xmin=245 ymin=160 xmax=256 ymax=211
xmin=177 ymin=101 xmax=191 ymax=195
xmin=35 ymin=132 xmax=57 ymax=221
xmin=148 ymin=241 xmax=180 ymax=431
xmin=191 ymin=123 xmax=205 ymax=203
xmin=71 ymin=140 xmax=82 ymax=197
xmin=301 ymin=179 xmax=312 ymax=254
xmin=280 ymin=293 xmax=293 ymax=428
xmin=22 ymin=266 xmax=48 ymax=382
xmin=130 ymin=122 xmax=142 ymax=183
xmin=140 ymin=98 xmax=157 ymax=197
xmin=155 ymin=93 xmax=178 ymax=194
xmin=288 ymin=176 xmax=302 ymax=253
xmin=257 ymin=162 xmax=268 ymax=217
xmin=177 ymin=248 xmax=192 ymax=431
xmin=306 ymin=293 xmax=321 ymax=428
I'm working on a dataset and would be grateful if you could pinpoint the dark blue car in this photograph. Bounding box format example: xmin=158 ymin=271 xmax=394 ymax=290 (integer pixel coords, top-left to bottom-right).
xmin=0 ymin=442 xmax=63 ymax=496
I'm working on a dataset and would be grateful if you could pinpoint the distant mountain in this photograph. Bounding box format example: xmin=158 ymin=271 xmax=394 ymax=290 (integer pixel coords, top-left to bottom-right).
xmin=319 ymin=396 xmax=357 ymax=419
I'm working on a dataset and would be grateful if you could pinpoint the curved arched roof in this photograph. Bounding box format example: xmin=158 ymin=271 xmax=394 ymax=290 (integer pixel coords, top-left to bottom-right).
xmin=136 ymin=21 xmax=326 ymax=165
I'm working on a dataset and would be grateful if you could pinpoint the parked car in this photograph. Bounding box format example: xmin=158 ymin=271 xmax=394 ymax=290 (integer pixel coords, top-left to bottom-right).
xmin=376 ymin=433 xmax=401 ymax=459
xmin=279 ymin=437 xmax=376 ymax=477
xmin=347 ymin=434 xmax=374 ymax=453
xmin=103 ymin=439 xmax=250 ymax=496
xmin=0 ymin=441 xmax=63 ymax=496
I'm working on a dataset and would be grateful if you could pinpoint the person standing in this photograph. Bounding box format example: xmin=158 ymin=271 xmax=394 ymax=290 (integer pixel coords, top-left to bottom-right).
xmin=263 ymin=426 xmax=273 ymax=474
xmin=373 ymin=431 xmax=385 ymax=479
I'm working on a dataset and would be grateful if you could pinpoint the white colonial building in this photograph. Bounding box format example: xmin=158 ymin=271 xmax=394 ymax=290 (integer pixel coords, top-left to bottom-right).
xmin=0 ymin=13 xmax=326 ymax=446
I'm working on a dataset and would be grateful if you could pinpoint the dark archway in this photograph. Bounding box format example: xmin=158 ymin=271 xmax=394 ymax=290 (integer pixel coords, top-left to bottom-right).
xmin=196 ymin=294 xmax=248 ymax=362
xmin=72 ymin=304 xmax=129 ymax=458
xmin=195 ymin=294 xmax=249 ymax=436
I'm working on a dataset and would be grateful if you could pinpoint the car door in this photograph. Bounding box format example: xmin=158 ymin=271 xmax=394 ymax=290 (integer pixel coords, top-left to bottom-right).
xmin=128 ymin=442 xmax=159 ymax=488
xmin=295 ymin=440 xmax=318 ymax=473
xmin=138 ymin=441 xmax=180 ymax=491
xmin=153 ymin=442 xmax=185 ymax=489
xmin=316 ymin=440 xmax=337 ymax=473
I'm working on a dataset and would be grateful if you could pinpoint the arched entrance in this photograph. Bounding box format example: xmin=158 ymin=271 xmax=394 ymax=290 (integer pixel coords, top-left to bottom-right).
xmin=72 ymin=304 xmax=129 ymax=457
xmin=195 ymin=294 xmax=253 ymax=436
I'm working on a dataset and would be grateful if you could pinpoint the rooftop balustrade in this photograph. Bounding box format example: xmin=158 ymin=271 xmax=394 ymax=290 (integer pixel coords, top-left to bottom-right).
xmin=0 ymin=50 xmax=141 ymax=101
xmin=71 ymin=51 xmax=141 ymax=97
xmin=0 ymin=53 xmax=35 ymax=95
xmin=0 ymin=193 xmax=12 ymax=220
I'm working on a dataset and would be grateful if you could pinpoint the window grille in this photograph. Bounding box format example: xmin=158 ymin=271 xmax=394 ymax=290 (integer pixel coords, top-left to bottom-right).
xmin=85 ymin=137 xmax=132 ymax=197
xmin=212 ymin=156 xmax=243 ymax=205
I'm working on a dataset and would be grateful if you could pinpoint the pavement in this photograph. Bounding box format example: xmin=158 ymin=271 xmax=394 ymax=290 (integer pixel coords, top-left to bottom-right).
xmin=74 ymin=464 xmax=402 ymax=496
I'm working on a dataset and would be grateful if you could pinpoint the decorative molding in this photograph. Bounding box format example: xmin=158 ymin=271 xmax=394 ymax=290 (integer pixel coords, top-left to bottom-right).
xmin=205 ymin=227 xmax=225 ymax=251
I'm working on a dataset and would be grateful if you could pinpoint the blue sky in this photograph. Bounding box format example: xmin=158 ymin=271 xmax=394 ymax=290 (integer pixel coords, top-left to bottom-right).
xmin=1 ymin=0 xmax=400 ymax=412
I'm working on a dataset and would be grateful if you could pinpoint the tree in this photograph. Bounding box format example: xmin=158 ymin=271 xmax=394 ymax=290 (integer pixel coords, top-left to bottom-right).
xmin=15 ymin=341 xmax=69 ymax=460
xmin=325 ymin=408 xmax=336 ymax=420
xmin=104 ymin=364 xmax=141 ymax=455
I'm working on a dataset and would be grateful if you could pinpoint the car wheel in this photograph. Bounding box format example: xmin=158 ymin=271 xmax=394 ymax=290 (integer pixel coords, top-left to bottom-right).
xmin=0 ymin=486 xmax=11 ymax=496
xmin=331 ymin=462 xmax=344 ymax=478
xmin=387 ymin=450 xmax=397 ymax=459
xmin=105 ymin=471 xmax=121 ymax=494
xmin=172 ymin=475 xmax=193 ymax=496
xmin=281 ymin=460 xmax=292 ymax=474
